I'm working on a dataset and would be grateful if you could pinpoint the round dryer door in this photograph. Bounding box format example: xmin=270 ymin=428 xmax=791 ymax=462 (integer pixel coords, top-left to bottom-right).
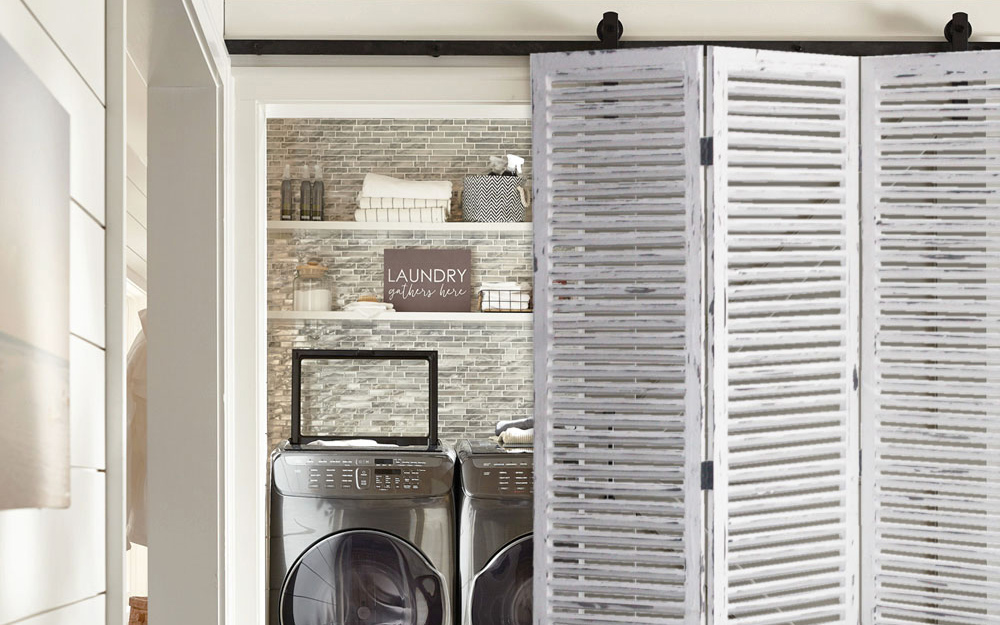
xmin=470 ymin=535 xmax=532 ymax=625
xmin=280 ymin=529 xmax=448 ymax=625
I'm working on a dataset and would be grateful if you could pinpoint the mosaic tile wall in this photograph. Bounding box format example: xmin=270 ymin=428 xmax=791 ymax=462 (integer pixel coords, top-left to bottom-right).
xmin=266 ymin=118 xmax=533 ymax=222
xmin=268 ymin=320 xmax=533 ymax=450
xmin=266 ymin=118 xmax=534 ymax=448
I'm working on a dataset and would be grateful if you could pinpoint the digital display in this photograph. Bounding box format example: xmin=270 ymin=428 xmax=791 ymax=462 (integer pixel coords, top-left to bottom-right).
xmin=375 ymin=468 xmax=402 ymax=475
xmin=375 ymin=459 xmax=393 ymax=465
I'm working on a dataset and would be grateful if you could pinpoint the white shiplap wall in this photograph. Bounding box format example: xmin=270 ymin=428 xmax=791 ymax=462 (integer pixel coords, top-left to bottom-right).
xmin=0 ymin=0 xmax=108 ymax=623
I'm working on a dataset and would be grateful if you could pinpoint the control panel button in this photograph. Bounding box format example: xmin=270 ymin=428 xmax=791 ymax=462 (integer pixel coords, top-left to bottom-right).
xmin=356 ymin=468 xmax=371 ymax=490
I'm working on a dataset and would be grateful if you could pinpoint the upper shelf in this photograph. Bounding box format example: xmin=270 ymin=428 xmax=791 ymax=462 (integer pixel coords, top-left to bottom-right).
xmin=267 ymin=220 xmax=532 ymax=233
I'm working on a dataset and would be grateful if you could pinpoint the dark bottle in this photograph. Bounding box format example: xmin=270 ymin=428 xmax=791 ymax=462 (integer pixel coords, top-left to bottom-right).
xmin=280 ymin=164 xmax=293 ymax=220
xmin=299 ymin=166 xmax=312 ymax=221
xmin=311 ymin=165 xmax=325 ymax=221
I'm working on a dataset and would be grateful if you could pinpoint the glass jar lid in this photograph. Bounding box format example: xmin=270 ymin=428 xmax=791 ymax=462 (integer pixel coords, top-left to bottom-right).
xmin=296 ymin=260 xmax=327 ymax=279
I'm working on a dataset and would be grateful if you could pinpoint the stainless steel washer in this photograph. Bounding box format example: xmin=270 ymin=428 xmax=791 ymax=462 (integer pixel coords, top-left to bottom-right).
xmin=456 ymin=440 xmax=533 ymax=625
xmin=269 ymin=444 xmax=456 ymax=625
xmin=269 ymin=349 xmax=455 ymax=625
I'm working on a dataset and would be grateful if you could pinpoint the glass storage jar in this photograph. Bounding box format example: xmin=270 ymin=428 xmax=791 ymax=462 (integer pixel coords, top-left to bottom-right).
xmin=293 ymin=261 xmax=333 ymax=311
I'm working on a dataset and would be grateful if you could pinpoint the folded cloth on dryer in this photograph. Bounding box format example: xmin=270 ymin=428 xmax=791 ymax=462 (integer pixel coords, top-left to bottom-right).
xmin=495 ymin=416 xmax=534 ymax=436
xmin=305 ymin=439 xmax=400 ymax=448
xmin=354 ymin=207 xmax=448 ymax=223
xmin=360 ymin=173 xmax=452 ymax=201
xmin=499 ymin=427 xmax=533 ymax=447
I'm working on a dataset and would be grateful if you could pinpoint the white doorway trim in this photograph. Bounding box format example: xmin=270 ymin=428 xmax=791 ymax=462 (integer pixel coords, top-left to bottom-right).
xmin=144 ymin=1 xmax=230 ymax=623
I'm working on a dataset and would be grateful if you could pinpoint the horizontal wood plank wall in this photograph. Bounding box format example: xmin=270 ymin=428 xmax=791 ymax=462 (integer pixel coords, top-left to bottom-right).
xmin=861 ymin=49 xmax=1000 ymax=625
xmin=707 ymin=47 xmax=860 ymax=625
xmin=0 ymin=0 xmax=107 ymax=622
xmin=532 ymin=45 xmax=704 ymax=625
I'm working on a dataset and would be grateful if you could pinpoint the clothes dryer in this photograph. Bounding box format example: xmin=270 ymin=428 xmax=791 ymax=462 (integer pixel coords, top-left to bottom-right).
xmin=456 ymin=439 xmax=533 ymax=625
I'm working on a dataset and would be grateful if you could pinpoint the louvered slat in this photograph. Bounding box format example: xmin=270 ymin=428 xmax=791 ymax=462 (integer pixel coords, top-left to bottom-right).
xmin=532 ymin=46 xmax=704 ymax=625
xmin=706 ymin=48 xmax=860 ymax=625
xmin=861 ymin=50 xmax=1000 ymax=625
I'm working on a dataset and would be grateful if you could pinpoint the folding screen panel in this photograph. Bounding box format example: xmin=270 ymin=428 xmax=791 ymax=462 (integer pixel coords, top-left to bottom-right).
xmin=861 ymin=50 xmax=1000 ymax=625
xmin=706 ymin=48 xmax=860 ymax=625
xmin=531 ymin=46 xmax=705 ymax=625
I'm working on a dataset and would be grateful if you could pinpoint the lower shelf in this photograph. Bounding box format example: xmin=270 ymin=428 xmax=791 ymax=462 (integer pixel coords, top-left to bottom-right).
xmin=268 ymin=310 xmax=532 ymax=323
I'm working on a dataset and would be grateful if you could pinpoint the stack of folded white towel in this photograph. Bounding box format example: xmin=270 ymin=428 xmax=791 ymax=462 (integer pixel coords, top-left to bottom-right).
xmin=478 ymin=282 xmax=532 ymax=311
xmin=355 ymin=173 xmax=453 ymax=223
xmin=341 ymin=301 xmax=395 ymax=318
xmin=498 ymin=427 xmax=533 ymax=447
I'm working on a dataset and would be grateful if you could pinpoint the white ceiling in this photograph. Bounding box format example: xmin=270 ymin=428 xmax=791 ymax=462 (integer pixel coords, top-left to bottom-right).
xmin=224 ymin=0 xmax=1000 ymax=41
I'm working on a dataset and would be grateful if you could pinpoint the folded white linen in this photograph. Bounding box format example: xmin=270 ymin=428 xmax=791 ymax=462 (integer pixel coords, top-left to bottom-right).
xmin=357 ymin=197 xmax=450 ymax=210
xmin=342 ymin=301 xmax=395 ymax=318
xmin=305 ymin=439 xmax=399 ymax=448
xmin=477 ymin=281 xmax=525 ymax=291
xmin=354 ymin=207 xmax=448 ymax=223
xmin=360 ymin=173 xmax=452 ymax=201
xmin=499 ymin=427 xmax=533 ymax=446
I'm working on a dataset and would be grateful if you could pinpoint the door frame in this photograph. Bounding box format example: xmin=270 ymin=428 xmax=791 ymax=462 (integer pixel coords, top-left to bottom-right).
xmin=144 ymin=1 xmax=231 ymax=623
xmin=230 ymin=59 xmax=530 ymax=624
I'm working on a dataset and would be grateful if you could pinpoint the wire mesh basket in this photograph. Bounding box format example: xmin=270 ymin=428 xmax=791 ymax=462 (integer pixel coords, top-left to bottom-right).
xmin=478 ymin=288 xmax=533 ymax=312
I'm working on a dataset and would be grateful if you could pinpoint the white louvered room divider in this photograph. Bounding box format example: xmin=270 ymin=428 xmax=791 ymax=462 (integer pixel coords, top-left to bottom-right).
xmin=706 ymin=48 xmax=860 ymax=625
xmin=531 ymin=45 xmax=705 ymax=625
xmin=860 ymin=50 xmax=1000 ymax=625
xmin=532 ymin=46 xmax=1000 ymax=625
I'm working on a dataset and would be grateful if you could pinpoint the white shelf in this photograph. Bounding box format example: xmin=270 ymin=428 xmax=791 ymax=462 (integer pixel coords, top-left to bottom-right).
xmin=268 ymin=220 xmax=531 ymax=233
xmin=268 ymin=310 xmax=532 ymax=323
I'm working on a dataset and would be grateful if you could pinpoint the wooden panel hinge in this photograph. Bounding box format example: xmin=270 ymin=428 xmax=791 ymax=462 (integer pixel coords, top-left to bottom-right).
xmin=701 ymin=460 xmax=714 ymax=490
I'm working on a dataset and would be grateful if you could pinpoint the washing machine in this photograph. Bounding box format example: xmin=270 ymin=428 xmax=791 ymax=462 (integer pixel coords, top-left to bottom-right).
xmin=456 ymin=439 xmax=533 ymax=625
xmin=269 ymin=349 xmax=455 ymax=625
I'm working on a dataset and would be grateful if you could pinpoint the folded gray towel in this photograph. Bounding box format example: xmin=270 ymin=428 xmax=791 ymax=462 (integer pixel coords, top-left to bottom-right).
xmin=496 ymin=417 xmax=534 ymax=436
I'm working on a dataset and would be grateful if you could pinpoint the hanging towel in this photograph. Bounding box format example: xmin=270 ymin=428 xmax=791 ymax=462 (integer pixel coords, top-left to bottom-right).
xmin=360 ymin=173 xmax=452 ymax=201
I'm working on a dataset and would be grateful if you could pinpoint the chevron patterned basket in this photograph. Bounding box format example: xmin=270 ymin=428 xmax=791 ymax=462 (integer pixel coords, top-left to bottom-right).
xmin=461 ymin=175 xmax=528 ymax=222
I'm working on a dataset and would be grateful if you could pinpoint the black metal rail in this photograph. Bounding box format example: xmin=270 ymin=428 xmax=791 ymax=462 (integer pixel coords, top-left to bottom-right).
xmin=227 ymin=11 xmax=989 ymax=57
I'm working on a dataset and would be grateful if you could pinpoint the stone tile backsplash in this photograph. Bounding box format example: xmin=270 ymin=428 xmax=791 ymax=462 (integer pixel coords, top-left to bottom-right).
xmin=268 ymin=320 xmax=533 ymax=450
xmin=266 ymin=118 xmax=534 ymax=449
xmin=266 ymin=118 xmax=533 ymax=222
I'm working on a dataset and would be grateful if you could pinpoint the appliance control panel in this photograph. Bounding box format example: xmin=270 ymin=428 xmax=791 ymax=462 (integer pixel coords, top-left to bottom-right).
xmin=462 ymin=456 xmax=534 ymax=498
xmin=274 ymin=452 xmax=451 ymax=497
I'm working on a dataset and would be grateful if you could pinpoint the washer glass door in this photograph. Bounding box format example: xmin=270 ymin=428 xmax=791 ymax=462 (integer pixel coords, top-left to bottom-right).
xmin=471 ymin=535 xmax=532 ymax=625
xmin=281 ymin=529 xmax=447 ymax=625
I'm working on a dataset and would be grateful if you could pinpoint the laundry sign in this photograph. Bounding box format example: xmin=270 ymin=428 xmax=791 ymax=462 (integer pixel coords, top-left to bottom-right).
xmin=384 ymin=249 xmax=472 ymax=312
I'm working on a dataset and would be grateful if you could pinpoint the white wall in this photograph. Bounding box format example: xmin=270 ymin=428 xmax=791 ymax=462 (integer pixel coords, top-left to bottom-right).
xmin=126 ymin=57 xmax=148 ymax=290
xmin=0 ymin=0 xmax=109 ymax=623
xmin=225 ymin=0 xmax=1000 ymax=40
